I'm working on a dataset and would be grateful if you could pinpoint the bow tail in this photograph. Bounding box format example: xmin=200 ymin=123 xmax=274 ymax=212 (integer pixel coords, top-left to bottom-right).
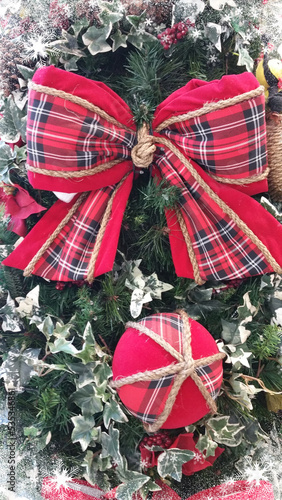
xmin=3 ymin=173 xmax=133 ymax=282
xmin=154 ymin=143 xmax=282 ymax=283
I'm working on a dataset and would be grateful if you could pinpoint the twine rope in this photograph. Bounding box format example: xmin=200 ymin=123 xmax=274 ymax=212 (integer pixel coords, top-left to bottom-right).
xmin=111 ymin=310 xmax=226 ymax=433
xmin=24 ymin=83 xmax=280 ymax=283
xmin=26 ymin=159 xmax=125 ymax=178
xmin=23 ymin=193 xmax=88 ymax=277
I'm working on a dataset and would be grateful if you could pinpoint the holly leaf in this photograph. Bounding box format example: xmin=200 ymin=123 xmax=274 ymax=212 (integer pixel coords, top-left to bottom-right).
xmin=103 ymin=398 xmax=128 ymax=428
xmin=101 ymin=424 xmax=123 ymax=467
xmin=157 ymin=449 xmax=195 ymax=481
xmin=111 ymin=30 xmax=128 ymax=52
xmin=71 ymin=384 xmax=103 ymax=417
xmin=71 ymin=415 xmax=100 ymax=451
xmin=82 ymin=24 xmax=112 ymax=56
xmin=116 ymin=474 xmax=150 ymax=500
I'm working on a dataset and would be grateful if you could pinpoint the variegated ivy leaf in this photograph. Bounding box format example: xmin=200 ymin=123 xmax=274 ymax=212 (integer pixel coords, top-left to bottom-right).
xmin=71 ymin=18 xmax=90 ymax=38
xmin=205 ymin=23 xmax=223 ymax=51
xmin=49 ymin=337 xmax=79 ymax=355
xmin=103 ymin=398 xmax=128 ymax=428
xmin=36 ymin=315 xmax=54 ymax=340
xmin=0 ymin=347 xmax=41 ymax=392
xmin=260 ymin=198 xmax=282 ymax=223
xmin=111 ymin=30 xmax=128 ymax=52
xmin=0 ymin=140 xmax=16 ymax=178
xmin=207 ymin=416 xmax=244 ymax=447
xmin=49 ymin=30 xmax=85 ymax=57
xmin=0 ymin=95 xmax=27 ymax=143
xmin=157 ymin=449 xmax=195 ymax=481
xmin=82 ymin=24 xmax=112 ymax=56
xmin=229 ymin=373 xmax=262 ymax=410
xmin=139 ymin=480 xmax=162 ymax=500
xmin=195 ymin=433 xmax=218 ymax=458
xmin=99 ymin=1 xmax=124 ymax=24
xmin=76 ymin=322 xmax=106 ymax=364
xmin=209 ymin=0 xmax=236 ymax=9
xmin=71 ymin=415 xmax=100 ymax=452
xmin=237 ymin=47 xmax=254 ymax=72
xmin=71 ymin=384 xmax=103 ymax=417
xmin=68 ymin=362 xmax=96 ymax=388
xmin=15 ymin=285 xmax=40 ymax=318
xmin=0 ymin=293 xmax=22 ymax=332
xmin=221 ymin=292 xmax=256 ymax=345
xmin=101 ymin=424 xmax=123 ymax=467
xmin=116 ymin=474 xmax=150 ymax=500
xmin=93 ymin=362 xmax=112 ymax=385
xmin=229 ymin=347 xmax=252 ymax=369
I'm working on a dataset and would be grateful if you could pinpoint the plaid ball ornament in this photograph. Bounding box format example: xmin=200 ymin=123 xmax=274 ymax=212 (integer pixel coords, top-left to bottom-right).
xmin=112 ymin=310 xmax=225 ymax=431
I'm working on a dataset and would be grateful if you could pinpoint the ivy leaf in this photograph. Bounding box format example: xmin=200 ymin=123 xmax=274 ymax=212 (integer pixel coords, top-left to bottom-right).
xmin=67 ymin=362 xmax=96 ymax=388
xmin=116 ymin=474 xmax=150 ymax=500
xmin=195 ymin=433 xmax=218 ymax=458
xmin=82 ymin=24 xmax=112 ymax=56
xmin=207 ymin=416 xmax=244 ymax=446
xmin=49 ymin=30 xmax=85 ymax=57
xmin=49 ymin=337 xmax=79 ymax=355
xmin=71 ymin=415 xmax=100 ymax=451
xmin=111 ymin=29 xmax=128 ymax=52
xmin=99 ymin=1 xmax=124 ymax=24
xmin=71 ymin=18 xmax=90 ymax=37
xmin=101 ymin=424 xmax=123 ymax=467
xmin=95 ymin=380 xmax=110 ymax=403
xmin=126 ymin=11 xmax=147 ymax=29
xmin=75 ymin=322 xmax=99 ymax=364
xmin=0 ymin=95 xmax=27 ymax=143
xmin=237 ymin=47 xmax=254 ymax=72
xmin=17 ymin=64 xmax=36 ymax=81
xmin=71 ymin=384 xmax=103 ymax=417
xmin=103 ymin=398 xmax=128 ymax=428
xmin=206 ymin=23 xmax=222 ymax=51
xmin=0 ymin=140 xmax=16 ymax=181
xmin=139 ymin=480 xmax=162 ymax=500
xmin=37 ymin=315 xmax=54 ymax=340
xmin=157 ymin=449 xmax=195 ymax=481
xmin=127 ymin=28 xmax=155 ymax=50
xmin=93 ymin=361 xmax=112 ymax=385
xmin=0 ymin=347 xmax=41 ymax=392
xmin=260 ymin=197 xmax=282 ymax=222
xmin=209 ymin=0 xmax=236 ymax=9
xmin=60 ymin=55 xmax=81 ymax=72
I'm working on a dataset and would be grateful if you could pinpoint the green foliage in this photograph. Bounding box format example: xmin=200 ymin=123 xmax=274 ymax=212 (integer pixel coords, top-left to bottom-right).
xmin=250 ymin=324 xmax=281 ymax=361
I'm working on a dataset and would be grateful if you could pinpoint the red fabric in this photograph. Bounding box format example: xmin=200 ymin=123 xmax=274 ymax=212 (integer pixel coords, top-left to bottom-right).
xmin=4 ymin=66 xmax=282 ymax=283
xmin=0 ymin=183 xmax=45 ymax=236
xmin=112 ymin=313 xmax=223 ymax=428
xmin=186 ymin=480 xmax=274 ymax=500
xmin=42 ymin=478 xmax=103 ymax=500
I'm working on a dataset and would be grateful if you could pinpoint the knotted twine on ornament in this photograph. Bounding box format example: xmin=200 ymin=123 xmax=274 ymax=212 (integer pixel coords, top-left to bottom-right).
xmin=3 ymin=66 xmax=282 ymax=283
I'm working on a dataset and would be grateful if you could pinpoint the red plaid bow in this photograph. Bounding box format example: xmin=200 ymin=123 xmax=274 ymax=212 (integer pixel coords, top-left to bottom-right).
xmin=3 ymin=66 xmax=282 ymax=283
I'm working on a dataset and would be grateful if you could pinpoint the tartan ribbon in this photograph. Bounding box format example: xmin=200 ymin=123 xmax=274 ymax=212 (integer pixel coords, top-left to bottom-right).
xmin=3 ymin=66 xmax=282 ymax=283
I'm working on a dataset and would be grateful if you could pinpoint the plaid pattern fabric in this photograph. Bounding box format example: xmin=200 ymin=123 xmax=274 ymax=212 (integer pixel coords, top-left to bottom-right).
xmin=34 ymin=186 xmax=115 ymax=281
xmin=6 ymin=77 xmax=277 ymax=283
xmin=120 ymin=313 xmax=222 ymax=425
xmin=160 ymin=94 xmax=267 ymax=181
xmin=154 ymin=149 xmax=270 ymax=281
xmin=27 ymin=90 xmax=135 ymax=175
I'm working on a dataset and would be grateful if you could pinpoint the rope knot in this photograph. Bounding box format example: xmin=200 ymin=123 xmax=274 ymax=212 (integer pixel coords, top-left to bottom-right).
xmin=131 ymin=122 xmax=156 ymax=169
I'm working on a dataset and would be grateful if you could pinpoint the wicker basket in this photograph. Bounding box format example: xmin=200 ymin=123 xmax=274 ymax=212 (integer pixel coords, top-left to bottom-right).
xmin=266 ymin=114 xmax=282 ymax=201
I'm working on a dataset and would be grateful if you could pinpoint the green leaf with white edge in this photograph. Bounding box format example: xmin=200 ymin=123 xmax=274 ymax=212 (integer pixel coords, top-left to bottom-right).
xmin=71 ymin=384 xmax=103 ymax=416
xmin=49 ymin=30 xmax=85 ymax=57
xmin=157 ymin=449 xmax=195 ymax=482
xmin=103 ymin=398 xmax=128 ymax=428
xmin=37 ymin=315 xmax=54 ymax=340
xmin=99 ymin=1 xmax=124 ymax=24
xmin=93 ymin=361 xmax=112 ymax=385
xmin=0 ymin=140 xmax=16 ymax=178
xmin=82 ymin=24 xmax=112 ymax=56
xmin=83 ymin=452 xmax=112 ymax=490
xmin=205 ymin=23 xmax=222 ymax=51
xmin=24 ymin=425 xmax=41 ymax=437
xmin=260 ymin=197 xmax=282 ymax=222
xmin=221 ymin=319 xmax=241 ymax=345
xmin=127 ymin=29 xmax=155 ymax=50
xmin=116 ymin=475 xmax=150 ymax=500
xmin=101 ymin=424 xmax=123 ymax=467
xmin=237 ymin=292 xmax=257 ymax=322
xmin=95 ymin=379 xmax=110 ymax=403
xmin=209 ymin=0 xmax=236 ymax=9
xmin=126 ymin=11 xmax=147 ymax=29
xmin=14 ymin=144 xmax=27 ymax=163
xmin=67 ymin=362 xmax=96 ymax=388
xmin=237 ymin=47 xmax=254 ymax=72
xmin=207 ymin=416 xmax=244 ymax=446
xmin=0 ymin=96 xmax=22 ymax=143
xmin=49 ymin=337 xmax=79 ymax=355
xmin=53 ymin=321 xmax=73 ymax=339
xmin=139 ymin=480 xmax=162 ymax=500
xmin=71 ymin=415 xmax=100 ymax=451
xmin=111 ymin=30 xmax=128 ymax=51
xmin=17 ymin=64 xmax=36 ymax=81
xmin=195 ymin=433 xmax=218 ymax=458
xmin=61 ymin=55 xmax=81 ymax=72
xmin=71 ymin=18 xmax=90 ymax=37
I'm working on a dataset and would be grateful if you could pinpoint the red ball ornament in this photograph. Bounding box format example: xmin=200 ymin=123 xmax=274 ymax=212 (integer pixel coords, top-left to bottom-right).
xmin=112 ymin=311 xmax=225 ymax=431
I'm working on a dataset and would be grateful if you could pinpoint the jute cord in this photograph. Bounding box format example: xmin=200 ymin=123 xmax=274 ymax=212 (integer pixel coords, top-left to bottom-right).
xmin=266 ymin=116 xmax=282 ymax=202
xmin=111 ymin=310 xmax=226 ymax=433
xmin=24 ymin=83 xmax=281 ymax=283
xmin=26 ymin=159 xmax=124 ymax=179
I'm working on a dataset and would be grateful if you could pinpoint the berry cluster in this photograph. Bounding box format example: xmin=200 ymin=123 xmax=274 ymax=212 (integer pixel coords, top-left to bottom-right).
xmin=139 ymin=431 xmax=174 ymax=449
xmin=157 ymin=20 xmax=194 ymax=50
